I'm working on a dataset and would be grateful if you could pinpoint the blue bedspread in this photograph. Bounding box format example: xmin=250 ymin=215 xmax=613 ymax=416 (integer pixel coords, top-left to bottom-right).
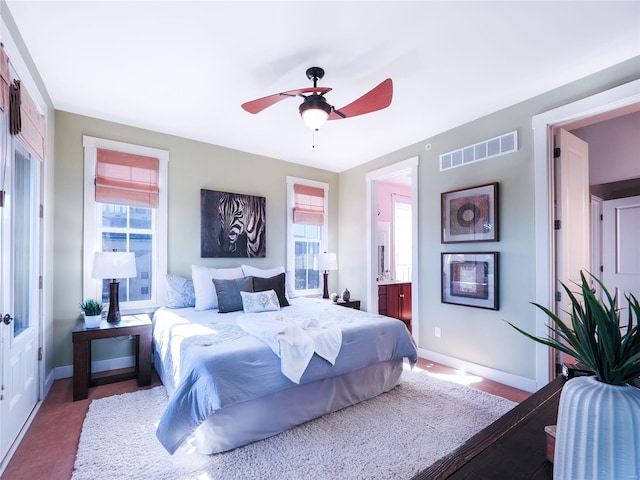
xmin=154 ymin=298 xmax=417 ymax=454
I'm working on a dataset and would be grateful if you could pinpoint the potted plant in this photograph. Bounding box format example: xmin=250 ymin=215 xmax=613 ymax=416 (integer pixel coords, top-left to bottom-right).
xmin=80 ymin=299 xmax=104 ymax=328
xmin=329 ymin=292 xmax=339 ymax=303
xmin=507 ymin=271 xmax=640 ymax=479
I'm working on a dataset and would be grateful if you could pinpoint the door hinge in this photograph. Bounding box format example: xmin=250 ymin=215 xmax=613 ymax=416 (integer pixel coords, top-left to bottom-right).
xmin=1 ymin=383 xmax=4 ymax=400
xmin=40 ymin=204 xmax=44 ymax=218
xmin=554 ymin=220 xmax=561 ymax=230
xmin=555 ymin=291 xmax=562 ymax=302
xmin=38 ymin=347 xmax=43 ymax=361
xmin=39 ymin=276 xmax=43 ymax=289
xmin=553 ymin=147 xmax=561 ymax=158
xmin=600 ymin=265 xmax=604 ymax=273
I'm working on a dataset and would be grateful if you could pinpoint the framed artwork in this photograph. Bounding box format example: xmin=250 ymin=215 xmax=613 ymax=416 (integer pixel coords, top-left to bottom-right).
xmin=441 ymin=182 xmax=498 ymax=243
xmin=201 ymin=189 xmax=266 ymax=258
xmin=441 ymin=252 xmax=499 ymax=310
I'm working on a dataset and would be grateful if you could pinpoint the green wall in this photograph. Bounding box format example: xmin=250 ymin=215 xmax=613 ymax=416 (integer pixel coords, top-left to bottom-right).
xmin=51 ymin=57 xmax=639 ymax=382
xmin=337 ymin=57 xmax=640 ymax=382
xmin=52 ymin=111 xmax=338 ymax=368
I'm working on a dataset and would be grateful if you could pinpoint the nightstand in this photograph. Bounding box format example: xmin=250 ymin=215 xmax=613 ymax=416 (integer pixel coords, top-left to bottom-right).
xmin=72 ymin=314 xmax=152 ymax=401
xmin=334 ymin=299 xmax=361 ymax=310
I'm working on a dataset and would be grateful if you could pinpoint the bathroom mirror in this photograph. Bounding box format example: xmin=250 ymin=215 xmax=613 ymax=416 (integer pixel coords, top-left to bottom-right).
xmin=376 ymin=221 xmax=391 ymax=280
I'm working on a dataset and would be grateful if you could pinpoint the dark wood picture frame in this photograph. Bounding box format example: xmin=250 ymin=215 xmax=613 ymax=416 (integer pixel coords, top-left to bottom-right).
xmin=201 ymin=189 xmax=266 ymax=258
xmin=441 ymin=252 xmax=499 ymax=310
xmin=441 ymin=182 xmax=498 ymax=243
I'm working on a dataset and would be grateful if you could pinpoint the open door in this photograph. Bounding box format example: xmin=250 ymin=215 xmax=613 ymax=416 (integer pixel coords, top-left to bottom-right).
xmin=554 ymin=128 xmax=590 ymax=367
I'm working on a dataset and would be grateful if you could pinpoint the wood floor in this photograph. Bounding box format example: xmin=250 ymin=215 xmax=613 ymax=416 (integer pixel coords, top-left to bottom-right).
xmin=0 ymin=359 xmax=530 ymax=480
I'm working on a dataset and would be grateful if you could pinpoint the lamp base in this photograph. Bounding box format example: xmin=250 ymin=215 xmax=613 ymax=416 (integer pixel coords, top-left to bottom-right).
xmin=322 ymin=271 xmax=329 ymax=299
xmin=107 ymin=281 xmax=121 ymax=323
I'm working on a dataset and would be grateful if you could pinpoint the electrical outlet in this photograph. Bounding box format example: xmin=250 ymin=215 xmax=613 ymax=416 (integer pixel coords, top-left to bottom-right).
xmin=435 ymin=327 xmax=441 ymax=338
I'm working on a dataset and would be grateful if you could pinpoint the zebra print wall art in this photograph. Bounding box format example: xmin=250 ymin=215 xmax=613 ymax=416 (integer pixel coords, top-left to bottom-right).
xmin=201 ymin=189 xmax=266 ymax=258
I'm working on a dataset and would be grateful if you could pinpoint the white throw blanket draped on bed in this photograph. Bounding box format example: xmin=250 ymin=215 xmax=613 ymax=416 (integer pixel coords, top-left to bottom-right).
xmin=237 ymin=312 xmax=343 ymax=383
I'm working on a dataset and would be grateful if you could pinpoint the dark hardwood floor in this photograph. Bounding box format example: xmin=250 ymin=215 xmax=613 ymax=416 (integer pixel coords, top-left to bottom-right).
xmin=0 ymin=359 xmax=529 ymax=480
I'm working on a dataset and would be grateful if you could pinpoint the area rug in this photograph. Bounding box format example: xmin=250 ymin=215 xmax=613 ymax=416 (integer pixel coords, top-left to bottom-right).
xmin=72 ymin=369 xmax=516 ymax=480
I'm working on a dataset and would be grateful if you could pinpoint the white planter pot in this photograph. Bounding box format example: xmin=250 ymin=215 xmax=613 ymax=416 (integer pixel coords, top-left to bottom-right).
xmin=554 ymin=375 xmax=640 ymax=480
xmin=84 ymin=314 xmax=102 ymax=328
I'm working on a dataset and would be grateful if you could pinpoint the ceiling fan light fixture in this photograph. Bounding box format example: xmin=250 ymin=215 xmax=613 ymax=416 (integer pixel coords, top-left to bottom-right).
xmin=299 ymin=95 xmax=332 ymax=131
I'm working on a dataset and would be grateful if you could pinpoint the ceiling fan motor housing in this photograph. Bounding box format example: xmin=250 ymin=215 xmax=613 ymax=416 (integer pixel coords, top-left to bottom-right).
xmin=299 ymin=94 xmax=332 ymax=130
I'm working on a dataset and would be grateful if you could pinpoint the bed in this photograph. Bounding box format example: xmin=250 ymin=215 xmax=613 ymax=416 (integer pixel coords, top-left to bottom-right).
xmin=153 ymin=273 xmax=417 ymax=455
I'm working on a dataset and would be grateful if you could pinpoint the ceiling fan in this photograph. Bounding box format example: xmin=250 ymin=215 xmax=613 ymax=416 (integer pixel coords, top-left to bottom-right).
xmin=241 ymin=67 xmax=393 ymax=131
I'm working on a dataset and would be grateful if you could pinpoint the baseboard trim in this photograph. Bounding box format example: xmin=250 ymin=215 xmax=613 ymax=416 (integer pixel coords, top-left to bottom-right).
xmin=54 ymin=355 xmax=136 ymax=380
xmin=43 ymin=368 xmax=55 ymax=398
xmin=418 ymin=348 xmax=538 ymax=393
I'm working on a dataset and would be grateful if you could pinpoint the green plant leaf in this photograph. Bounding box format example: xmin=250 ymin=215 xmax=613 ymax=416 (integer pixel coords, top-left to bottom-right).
xmin=506 ymin=270 xmax=640 ymax=386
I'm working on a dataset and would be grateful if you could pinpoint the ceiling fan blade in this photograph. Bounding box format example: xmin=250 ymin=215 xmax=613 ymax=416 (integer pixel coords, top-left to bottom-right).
xmin=328 ymin=78 xmax=393 ymax=120
xmin=242 ymin=87 xmax=332 ymax=114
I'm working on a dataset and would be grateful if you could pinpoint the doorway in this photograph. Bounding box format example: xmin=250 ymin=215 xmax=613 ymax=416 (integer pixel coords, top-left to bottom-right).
xmin=366 ymin=156 xmax=419 ymax=340
xmin=532 ymin=79 xmax=640 ymax=389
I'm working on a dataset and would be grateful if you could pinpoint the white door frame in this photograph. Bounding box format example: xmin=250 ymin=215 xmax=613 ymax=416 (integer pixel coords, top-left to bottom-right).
xmin=366 ymin=156 xmax=419 ymax=342
xmin=532 ymin=79 xmax=640 ymax=389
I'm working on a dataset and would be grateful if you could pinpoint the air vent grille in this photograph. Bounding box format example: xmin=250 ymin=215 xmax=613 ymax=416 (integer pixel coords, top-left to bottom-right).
xmin=440 ymin=130 xmax=518 ymax=171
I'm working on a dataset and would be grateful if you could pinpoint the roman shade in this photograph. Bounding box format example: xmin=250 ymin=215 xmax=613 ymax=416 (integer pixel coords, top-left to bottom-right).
xmin=293 ymin=183 xmax=325 ymax=225
xmin=11 ymin=80 xmax=46 ymax=161
xmin=3 ymin=42 xmax=46 ymax=162
xmin=95 ymin=148 xmax=160 ymax=208
xmin=0 ymin=45 xmax=9 ymax=113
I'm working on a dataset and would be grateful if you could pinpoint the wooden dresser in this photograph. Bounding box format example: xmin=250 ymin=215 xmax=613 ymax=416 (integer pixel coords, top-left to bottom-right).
xmin=412 ymin=375 xmax=565 ymax=479
xmin=378 ymin=282 xmax=411 ymax=332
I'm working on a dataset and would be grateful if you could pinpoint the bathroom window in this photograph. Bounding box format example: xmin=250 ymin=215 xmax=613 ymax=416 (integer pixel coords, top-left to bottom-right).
xmin=393 ymin=195 xmax=412 ymax=282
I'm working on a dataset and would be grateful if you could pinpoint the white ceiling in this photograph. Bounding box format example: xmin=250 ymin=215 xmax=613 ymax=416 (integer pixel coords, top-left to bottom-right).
xmin=5 ymin=1 xmax=640 ymax=172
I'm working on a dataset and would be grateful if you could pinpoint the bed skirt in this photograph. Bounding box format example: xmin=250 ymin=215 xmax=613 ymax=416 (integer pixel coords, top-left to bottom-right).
xmin=180 ymin=358 xmax=403 ymax=454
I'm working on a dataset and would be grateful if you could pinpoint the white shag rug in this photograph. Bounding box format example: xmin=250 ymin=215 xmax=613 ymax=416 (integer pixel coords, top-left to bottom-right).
xmin=72 ymin=369 xmax=516 ymax=480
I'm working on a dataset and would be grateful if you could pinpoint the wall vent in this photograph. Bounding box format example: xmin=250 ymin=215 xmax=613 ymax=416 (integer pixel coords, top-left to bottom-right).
xmin=439 ymin=130 xmax=518 ymax=171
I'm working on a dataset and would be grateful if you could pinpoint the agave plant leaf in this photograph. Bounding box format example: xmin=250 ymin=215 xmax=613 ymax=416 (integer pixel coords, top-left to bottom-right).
xmin=506 ymin=271 xmax=640 ymax=386
xmin=505 ymin=320 xmax=581 ymax=360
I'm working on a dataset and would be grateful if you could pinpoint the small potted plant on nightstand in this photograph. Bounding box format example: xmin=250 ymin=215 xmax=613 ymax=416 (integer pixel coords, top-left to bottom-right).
xmin=329 ymin=292 xmax=339 ymax=303
xmin=80 ymin=299 xmax=104 ymax=328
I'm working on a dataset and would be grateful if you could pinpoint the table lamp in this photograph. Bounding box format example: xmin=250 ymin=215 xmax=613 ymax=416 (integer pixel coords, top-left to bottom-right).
xmin=92 ymin=251 xmax=137 ymax=323
xmin=314 ymin=252 xmax=337 ymax=299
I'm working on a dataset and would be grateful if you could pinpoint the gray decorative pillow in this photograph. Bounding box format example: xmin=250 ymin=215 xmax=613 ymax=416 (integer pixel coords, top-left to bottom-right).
xmin=166 ymin=274 xmax=196 ymax=308
xmin=240 ymin=290 xmax=280 ymax=313
xmin=212 ymin=276 xmax=254 ymax=313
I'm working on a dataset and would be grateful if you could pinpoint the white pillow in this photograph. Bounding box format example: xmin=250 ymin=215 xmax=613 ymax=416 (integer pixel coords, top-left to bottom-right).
xmin=241 ymin=264 xmax=295 ymax=298
xmin=192 ymin=265 xmax=244 ymax=311
xmin=241 ymin=264 xmax=284 ymax=278
xmin=240 ymin=290 xmax=281 ymax=313
xmin=165 ymin=274 xmax=195 ymax=308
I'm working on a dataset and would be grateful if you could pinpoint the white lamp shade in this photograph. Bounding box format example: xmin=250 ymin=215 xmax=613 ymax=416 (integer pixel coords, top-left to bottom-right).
xmin=299 ymin=95 xmax=332 ymax=131
xmin=301 ymin=108 xmax=329 ymax=130
xmin=92 ymin=251 xmax=137 ymax=279
xmin=314 ymin=252 xmax=338 ymax=271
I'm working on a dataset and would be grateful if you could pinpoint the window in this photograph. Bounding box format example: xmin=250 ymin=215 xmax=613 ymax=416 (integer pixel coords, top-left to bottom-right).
xmin=286 ymin=177 xmax=329 ymax=296
xmin=393 ymin=195 xmax=412 ymax=282
xmin=83 ymin=136 xmax=168 ymax=311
